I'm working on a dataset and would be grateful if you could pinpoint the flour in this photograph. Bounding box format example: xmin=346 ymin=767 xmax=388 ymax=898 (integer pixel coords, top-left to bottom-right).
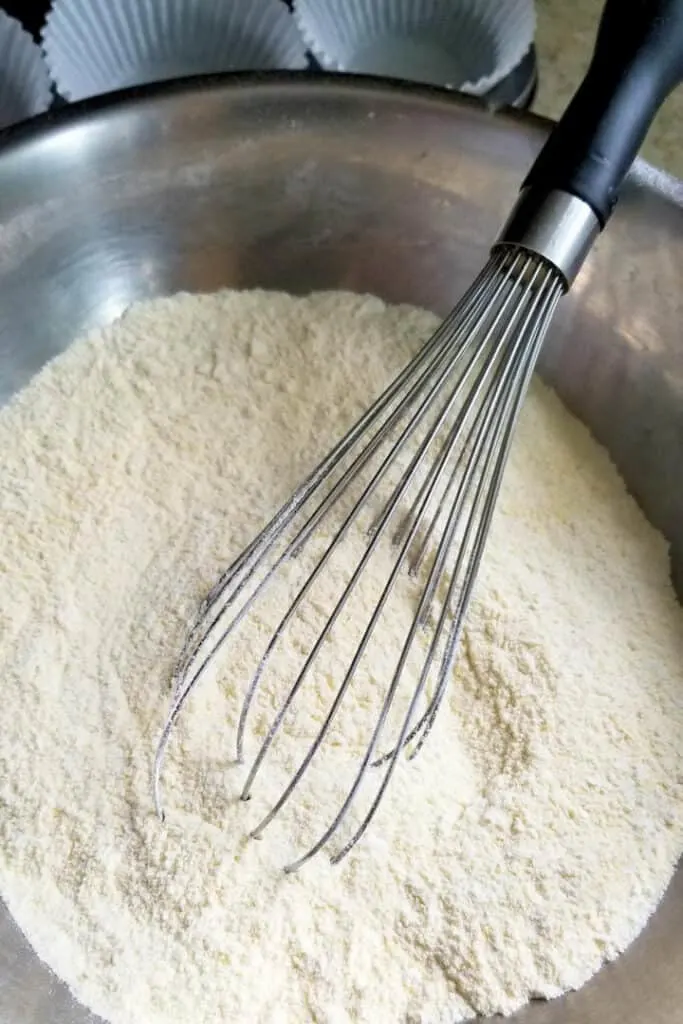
xmin=0 ymin=288 xmax=682 ymax=1024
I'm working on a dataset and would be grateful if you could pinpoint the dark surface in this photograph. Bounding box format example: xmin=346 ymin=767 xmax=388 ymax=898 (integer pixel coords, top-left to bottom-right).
xmin=0 ymin=0 xmax=50 ymax=39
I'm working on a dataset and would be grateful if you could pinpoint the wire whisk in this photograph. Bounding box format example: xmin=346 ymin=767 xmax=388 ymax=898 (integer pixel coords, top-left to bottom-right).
xmin=154 ymin=0 xmax=683 ymax=870
xmin=154 ymin=249 xmax=563 ymax=871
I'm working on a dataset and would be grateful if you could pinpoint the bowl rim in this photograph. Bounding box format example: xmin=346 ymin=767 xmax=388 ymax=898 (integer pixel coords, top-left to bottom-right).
xmin=0 ymin=67 xmax=554 ymax=152
xmin=2 ymin=70 xmax=678 ymax=213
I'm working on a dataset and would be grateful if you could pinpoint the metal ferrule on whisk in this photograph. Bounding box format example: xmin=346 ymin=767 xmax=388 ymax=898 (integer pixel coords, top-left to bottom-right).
xmin=493 ymin=188 xmax=601 ymax=287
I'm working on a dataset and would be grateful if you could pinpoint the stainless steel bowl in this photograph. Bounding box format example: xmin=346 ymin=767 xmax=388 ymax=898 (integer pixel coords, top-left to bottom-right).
xmin=0 ymin=73 xmax=681 ymax=1024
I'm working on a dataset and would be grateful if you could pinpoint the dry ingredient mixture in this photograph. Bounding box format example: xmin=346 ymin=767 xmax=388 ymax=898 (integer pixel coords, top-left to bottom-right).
xmin=0 ymin=289 xmax=682 ymax=1024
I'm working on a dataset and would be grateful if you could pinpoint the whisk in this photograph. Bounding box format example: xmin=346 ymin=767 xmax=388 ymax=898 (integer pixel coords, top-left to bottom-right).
xmin=154 ymin=0 xmax=683 ymax=871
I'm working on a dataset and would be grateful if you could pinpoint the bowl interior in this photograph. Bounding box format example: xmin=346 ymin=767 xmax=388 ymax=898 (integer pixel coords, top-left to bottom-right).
xmin=0 ymin=74 xmax=681 ymax=1024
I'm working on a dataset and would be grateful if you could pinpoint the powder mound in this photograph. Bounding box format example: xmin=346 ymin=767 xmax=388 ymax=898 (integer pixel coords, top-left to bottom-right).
xmin=0 ymin=288 xmax=682 ymax=1024
xmin=456 ymin=597 xmax=559 ymax=786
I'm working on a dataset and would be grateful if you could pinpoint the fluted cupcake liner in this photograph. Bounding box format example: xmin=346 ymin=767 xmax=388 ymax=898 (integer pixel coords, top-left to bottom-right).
xmin=0 ymin=11 xmax=52 ymax=129
xmin=43 ymin=0 xmax=308 ymax=103
xmin=294 ymin=0 xmax=535 ymax=96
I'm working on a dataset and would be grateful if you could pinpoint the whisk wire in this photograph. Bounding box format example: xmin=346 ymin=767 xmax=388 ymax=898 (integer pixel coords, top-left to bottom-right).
xmin=373 ymin=259 xmax=564 ymax=771
xmin=239 ymin=254 xmax=532 ymax=803
xmin=402 ymin=264 xmax=565 ymax=763
xmin=285 ymin=260 xmax=564 ymax=870
xmin=236 ymin=267 xmax=508 ymax=772
xmin=154 ymin=254 xmax=510 ymax=810
xmin=159 ymin=258 xmax=500 ymax=718
xmin=154 ymin=248 xmax=566 ymax=871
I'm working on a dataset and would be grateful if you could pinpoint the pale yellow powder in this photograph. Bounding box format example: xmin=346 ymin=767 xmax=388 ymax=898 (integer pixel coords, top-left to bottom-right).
xmin=0 ymin=289 xmax=682 ymax=1024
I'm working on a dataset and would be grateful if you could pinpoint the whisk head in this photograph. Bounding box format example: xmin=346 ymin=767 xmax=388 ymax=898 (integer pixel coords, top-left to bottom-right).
xmin=154 ymin=247 xmax=565 ymax=871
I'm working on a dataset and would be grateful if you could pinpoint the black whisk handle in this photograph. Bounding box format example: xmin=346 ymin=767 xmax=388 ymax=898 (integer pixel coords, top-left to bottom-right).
xmin=524 ymin=0 xmax=683 ymax=226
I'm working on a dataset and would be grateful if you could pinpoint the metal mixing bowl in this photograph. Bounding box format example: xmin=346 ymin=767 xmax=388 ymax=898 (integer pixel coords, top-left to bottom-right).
xmin=0 ymin=74 xmax=681 ymax=1024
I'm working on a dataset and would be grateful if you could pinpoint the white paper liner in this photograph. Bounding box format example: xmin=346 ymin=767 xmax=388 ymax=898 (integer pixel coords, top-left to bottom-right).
xmin=294 ymin=0 xmax=535 ymax=96
xmin=0 ymin=11 xmax=52 ymax=130
xmin=43 ymin=0 xmax=308 ymax=103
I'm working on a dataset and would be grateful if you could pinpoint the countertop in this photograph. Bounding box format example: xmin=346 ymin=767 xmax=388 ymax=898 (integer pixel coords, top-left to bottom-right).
xmin=534 ymin=0 xmax=683 ymax=179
